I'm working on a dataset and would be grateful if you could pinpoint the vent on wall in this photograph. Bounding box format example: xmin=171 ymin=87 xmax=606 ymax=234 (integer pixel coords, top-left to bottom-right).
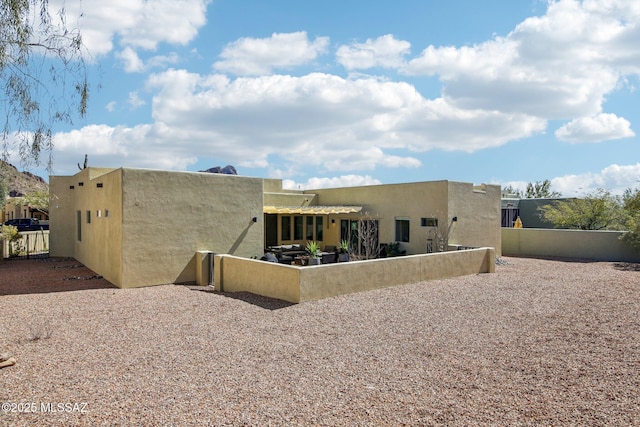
xmin=78 ymin=182 xmax=84 ymax=186
xmin=97 ymin=183 xmax=103 ymax=188
xmin=69 ymin=185 xmax=75 ymax=190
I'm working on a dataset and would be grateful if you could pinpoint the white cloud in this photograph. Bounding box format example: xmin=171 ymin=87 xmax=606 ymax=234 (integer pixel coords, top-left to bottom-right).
xmin=499 ymin=163 xmax=640 ymax=196
xmin=336 ymin=34 xmax=411 ymax=70
xmin=116 ymin=47 xmax=180 ymax=73
xmin=117 ymin=47 xmax=144 ymax=73
xmin=282 ymin=175 xmax=382 ymax=190
xmin=551 ymin=163 xmax=640 ymax=196
xmin=213 ymin=32 xmax=330 ymax=76
xmin=52 ymin=0 xmax=210 ymax=56
xmin=403 ymin=0 xmax=640 ymax=120
xmin=51 ymin=124 xmax=198 ymax=174
xmin=555 ymin=113 xmax=635 ymax=143
xmin=105 ymin=101 xmax=117 ymax=112
xmin=47 ymin=65 xmax=548 ymax=176
xmin=128 ymin=92 xmax=146 ymax=110
xmin=140 ymin=69 xmax=544 ymax=171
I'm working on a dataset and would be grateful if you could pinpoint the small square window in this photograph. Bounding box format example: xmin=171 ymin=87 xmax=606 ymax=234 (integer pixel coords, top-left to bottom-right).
xmin=96 ymin=210 xmax=101 ymax=218
xmin=105 ymin=210 xmax=110 ymax=218
xmin=421 ymin=217 xmax=438 ymax=227
xmin=86 ymin=210 xmax=91 ymax=224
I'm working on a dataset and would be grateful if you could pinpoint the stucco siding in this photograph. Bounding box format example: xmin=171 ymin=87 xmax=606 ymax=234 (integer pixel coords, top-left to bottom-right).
xmin=447 ymin=182 xmax=502 ymax=255
xmin=49 ymin=175 xmax=78 ymax=257
xmin=120 ymin=169 xmax=264 ymax=287
xmin=502 ymin=228 xmax=640 ymax=262
xmin=214 ymin=248 xmax=495 ymax=303
xmin=50 ymin=168 xmax=124 ymax=286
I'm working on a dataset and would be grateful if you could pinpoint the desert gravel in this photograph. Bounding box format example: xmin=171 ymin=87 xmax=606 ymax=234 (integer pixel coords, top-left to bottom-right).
xmin=0 ymin=256 xmax=639 ymax=426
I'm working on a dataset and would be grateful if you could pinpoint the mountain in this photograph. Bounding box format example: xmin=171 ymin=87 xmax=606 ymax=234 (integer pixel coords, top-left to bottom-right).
xmin=0 ymin=161 xmax=49 ymax=197
xmin=199 ymin=165 xmax=238 ymax=175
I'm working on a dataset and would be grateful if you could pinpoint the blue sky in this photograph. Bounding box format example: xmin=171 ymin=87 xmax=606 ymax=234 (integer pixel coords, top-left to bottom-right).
xmin=11 ymin=0 xmax=640 ymax=195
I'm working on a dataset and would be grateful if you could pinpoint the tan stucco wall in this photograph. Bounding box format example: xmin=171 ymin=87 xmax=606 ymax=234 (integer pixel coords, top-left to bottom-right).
xmin=119 ymin=168 xmax=264 ymax=287
xmin=214 ymin=255 xmax=301 ymax=302
xmin=447 ymin=182 xmax=502 ymax=255
xmin=51 ymin=167 xmax=264 ymax=288
xmin=215 ymin=248 xmax=495 ymax=303
xmin=309 ymin=181 xmax=449 ymax=254
xmin=502 ymin=228 xmax=640 ymax=263
xmin=50 ymin=168 xmax=124 ymax=286
xmin=308 ymin=181 xmax=501 ymax=255
xmin=49 ymin=175 xmax=77 ymax=257
xmin=263 ymin=192 xmax=318 ymax=207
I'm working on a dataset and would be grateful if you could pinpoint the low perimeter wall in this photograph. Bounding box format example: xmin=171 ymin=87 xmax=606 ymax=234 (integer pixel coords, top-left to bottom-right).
xmin=502 ymin=228 xmax=640 ymax=263
xmin=213 ymin=248 xmax=495 ymax=303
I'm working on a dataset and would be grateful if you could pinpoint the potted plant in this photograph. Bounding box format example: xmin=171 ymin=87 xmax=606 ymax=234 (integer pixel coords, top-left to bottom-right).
xmin=305 ymin=241 xmax=322 ymax=265
xmin=338 ymin=239 xmax=350 ymax=262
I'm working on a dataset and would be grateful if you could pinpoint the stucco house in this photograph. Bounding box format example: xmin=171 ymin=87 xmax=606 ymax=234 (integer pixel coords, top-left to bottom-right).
xmin=50 ymin=167 xmax=501 ymax=288
xmin=264 ymin=178 xmax=501 ymax=256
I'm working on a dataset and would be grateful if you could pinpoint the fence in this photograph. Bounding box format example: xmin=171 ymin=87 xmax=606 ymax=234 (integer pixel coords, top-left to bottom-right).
xmin=1 ymin=230 xmax=50 ymax=259
xmin=502 ymin=228 xmax=640 ymax=263
xmin=211 ymin=247 xmax=496 ymax=303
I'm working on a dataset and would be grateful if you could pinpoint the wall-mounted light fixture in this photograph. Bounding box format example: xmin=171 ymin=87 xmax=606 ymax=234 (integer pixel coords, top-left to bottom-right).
xmin=452 ymin=216 xmax=458 ymax=222
xmin=251 ymin=216 xmax=258 ymax=223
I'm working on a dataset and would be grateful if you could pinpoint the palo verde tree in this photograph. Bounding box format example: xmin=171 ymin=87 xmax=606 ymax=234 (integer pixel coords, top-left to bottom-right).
xmin=502 ymin=179 xmax=561 ymax=199
xmin=22 ymin=188 xmax=48 ymax=215
xmin=1 ymin=0 xmax=89 ymax=170
xmin=0 ymin=178 xmax=5 ymax=211
xmin=524 ymin=179 xmax=561 ymax=199
xmin=620 ymin=187 xmax=640 ymax=253
xmin=538 ymin=189 xmax=627 ymax=230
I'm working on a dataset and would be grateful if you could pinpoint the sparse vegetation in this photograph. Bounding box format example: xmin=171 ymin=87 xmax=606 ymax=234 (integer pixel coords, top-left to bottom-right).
xmin=27 ymin=322 xmax=53 ymax=342
xmin=1 ymin=0 xmax=89 ymax=169
xmin=621 ymin=187 xmax=640 ymax=253
xmin=1 ymin=224 xmax=24 ymax=257
xmin=350 ymin=213 xmax=380 ymax=260
xmin=538 ymin=189 xmax=626 ymax=230
xmin=503 ymin=179 xmax=561 ymax=199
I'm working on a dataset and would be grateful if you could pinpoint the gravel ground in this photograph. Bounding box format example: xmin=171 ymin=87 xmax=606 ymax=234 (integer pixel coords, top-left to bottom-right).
xmin=0 ymin=256 xmax=639 ymax=426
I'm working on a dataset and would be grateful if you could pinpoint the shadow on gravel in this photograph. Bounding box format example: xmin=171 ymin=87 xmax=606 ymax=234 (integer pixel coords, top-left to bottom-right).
xmin=0 ymin=257 xmax=117 ymax=296
xmin=189 ymin=286 xmax=295 ymax=310
xmin=613 ymin=262 xmax=640 ymax=272
xmin=512 ymin=255 xmax=602 ymax=263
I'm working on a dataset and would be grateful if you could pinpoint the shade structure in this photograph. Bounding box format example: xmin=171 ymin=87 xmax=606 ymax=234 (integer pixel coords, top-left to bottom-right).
xmin=263 ymin=205 xmax=363 ymax=215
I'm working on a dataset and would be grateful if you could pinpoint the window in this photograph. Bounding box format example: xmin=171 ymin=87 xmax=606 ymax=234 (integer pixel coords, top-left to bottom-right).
xmin=76 ymin=211 xmax=82 ymax=242
xmin=294 ymin=216 xmax=303 ymax=240
xmin=395 ymin=218 xmax=410 ymax=242
xmin=97 ymin=210 xmax=102 ymax=218
xmin=86 ymin=210 xmax=91 ymax=224
xmin=421 ymin=217 xmax=438 ymax=227
xmin=281 ymin=216 xmax=291 ymax=241
xmin=315 ymin=216 xmax=323 ymax=241
xmin=306 ymin=216 xmax=314 ymax=240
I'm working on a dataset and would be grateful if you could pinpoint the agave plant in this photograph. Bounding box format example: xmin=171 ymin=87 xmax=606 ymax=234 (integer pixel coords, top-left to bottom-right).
xmin=305 ymin=241 xmax=321 ymax=258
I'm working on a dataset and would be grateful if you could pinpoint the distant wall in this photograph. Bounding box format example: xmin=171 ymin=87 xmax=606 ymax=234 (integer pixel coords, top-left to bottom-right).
xmin=214 ymin=248 xmax=496 ymax=303
xmin=502 ymin=228 xmax=640 ymax=263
